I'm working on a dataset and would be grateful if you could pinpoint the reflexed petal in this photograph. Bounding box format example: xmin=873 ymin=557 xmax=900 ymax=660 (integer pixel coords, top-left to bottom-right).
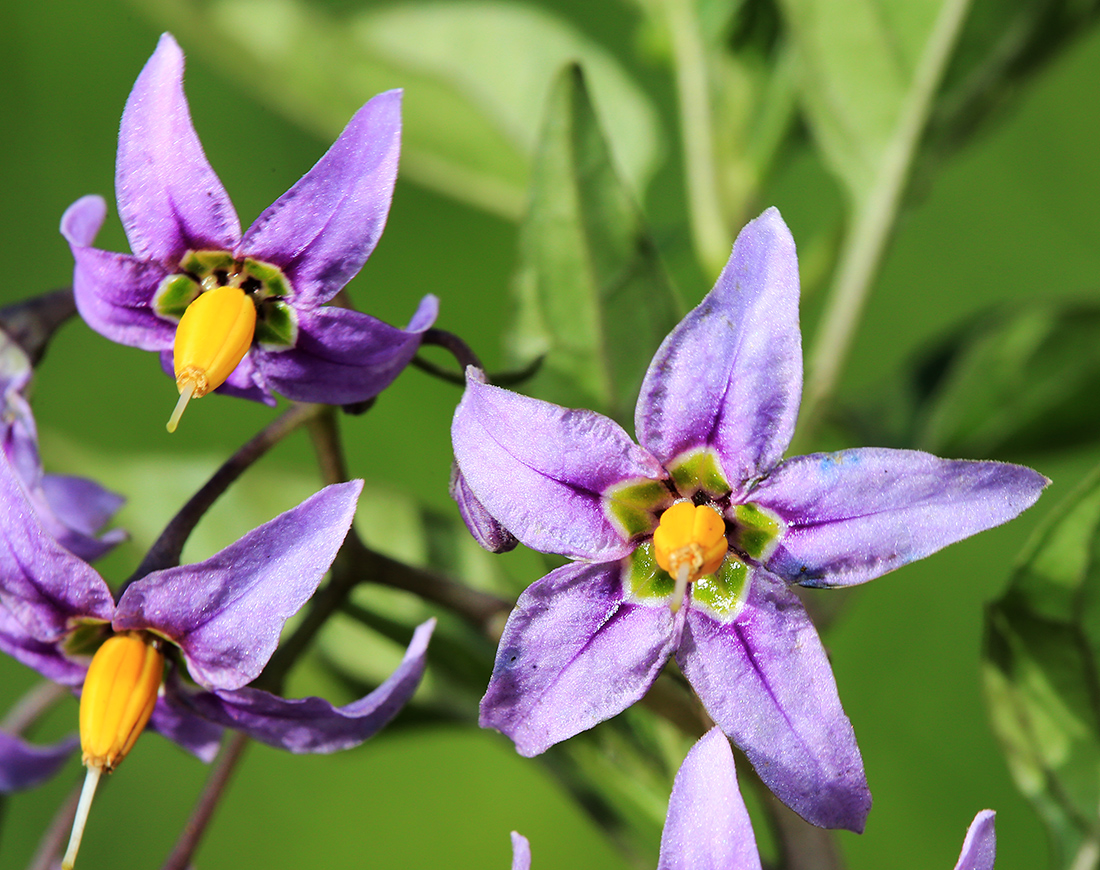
xmin=453 ymin=372 xmax=666 ymax=562
xmin=511 ymin=832 xmax=531 ymax=870
xmin=480 ymin=562 xmax=678 ymax=756
xmin=636 ymin=208 xmax=801 ymax=495
xmin=0 ymin=607 xmax=87 ymax=686
xmin=677 ymin=574 xmax=870 ymax=832
xmin=0 ymin=456 xmax=114 ymax=642
xmin=59 ymin=194 xmax=107 ymax=247
xmin=0 ymin=731 xmax=78 ymax=792
xmin=39 ymin=475 xmax=126 ymax=563
xmin=450 ymin=463 xmax=517 ymax=553
xmin=255 ymin=297 xmax=436 ymax=405
xmin=658 ymin=727 xmax=761 ymax=870
xmin=147 ymin=687 xmax=223 ymax=763
xmin=179 ymin=620 xmax=434 ymax=752
xmin=116 ymin=33 xmax=239 ymax=261
xmin=754 ymin=449 xmax=1049 ymax=588
xmin=954 ymin=810 xmax=996 ymax=870
xmin=114 ymin=481 xmax=363 ymax=690
xmin=62 ymin=207 xmax=175 ymax=351
xmin=241 ymin=90 xmax=403 ymax=306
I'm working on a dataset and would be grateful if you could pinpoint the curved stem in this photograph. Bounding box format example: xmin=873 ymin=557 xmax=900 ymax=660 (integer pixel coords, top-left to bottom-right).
xmin=27 ymin=780 xmax=82 ymax=870
xmin=800 ymin=0 xmax=972 ymax=439
xmin=1 ymin=681 xmax=68 ymax=735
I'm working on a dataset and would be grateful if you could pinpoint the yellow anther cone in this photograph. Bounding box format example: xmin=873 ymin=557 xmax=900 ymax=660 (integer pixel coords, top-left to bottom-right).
xmin=168 ymin=285 xmax=256 ymax=432
xmin=653 ymin=502 xmax=728 ymax=582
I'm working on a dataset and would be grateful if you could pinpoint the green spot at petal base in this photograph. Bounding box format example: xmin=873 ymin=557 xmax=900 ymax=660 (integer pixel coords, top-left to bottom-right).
xmin=152 ymin=274 xmax=201 ymax=320
xmin=667 ymin=449 xmax=730 ymax=497
xmin=622 ymin=542 xmax=674 ymax=603
xmin=255 ymin=298 xmax=299 ymax=349
xmin=731 ymin=502 xmax=785 ymax=560
xmin=604 ymin=477 xmax=671 ymax=540
xmin=691 ymin=557 xmax=750 ymax=622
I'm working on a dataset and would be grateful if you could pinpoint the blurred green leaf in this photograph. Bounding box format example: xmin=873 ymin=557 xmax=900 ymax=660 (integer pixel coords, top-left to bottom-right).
xmin=131 ymin=0 xmax=660 ymax=219
xmin=506 ymin=65 xmax=681 ymax=425
xmin=984 ymin=463 xmax=1100 ymax=869
xmin=847 ymin=298 xmax=1100 ymax=457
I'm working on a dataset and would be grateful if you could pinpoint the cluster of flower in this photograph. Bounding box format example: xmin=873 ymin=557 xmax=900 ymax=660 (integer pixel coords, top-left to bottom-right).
xmin=0 ymin=31 xmax=1045 ymax=870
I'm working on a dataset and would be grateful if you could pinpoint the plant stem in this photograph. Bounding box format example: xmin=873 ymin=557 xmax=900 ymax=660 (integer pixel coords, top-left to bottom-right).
xmin=1 ymin=681 xmax=68 ymax=734
xmin=27 ymin=780 xmax=81 ymax=870
xmin=800 ymin=0 xmax=973 ymax=438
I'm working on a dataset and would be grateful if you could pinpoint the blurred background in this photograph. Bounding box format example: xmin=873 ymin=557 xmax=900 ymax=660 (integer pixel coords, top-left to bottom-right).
xmin=1 ymin=0 xmax=1099 ymax=867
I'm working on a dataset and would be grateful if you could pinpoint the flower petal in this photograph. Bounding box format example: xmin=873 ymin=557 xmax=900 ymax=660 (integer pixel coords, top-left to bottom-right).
xmin=449 ymin=463 xmax=517 ymax=553
xmin=954 ymin=810 xmax=996 ymax=870
xmin=254 ymin=296 xmax=437 ymax=404
xmin=116 ymin=33 xmax=239 ymax=261
xmin=0 ymin=731 xmax=78 ymax=792
xmin=240 ymin=90 xmax=402 ymax=306
xmin=0 ymin=456 xmax=114 ymax=642
xmin=62 ymin=199 xmax=176 ymax=351
xmin=453 ymin=371 xmax=666 ymax=562
xmin=147 ymin=686 xmax=224 ymax=763
xmin=510 ymin=832 xmax=532 ymax=870
xmin=38 ymin=474 xmax=126 ymax=563
xmin=114 ymin=480 xmax=363 ymax=690
xmin=178 ymin=619 xmax=434 ymax=752
xmin=677 ymin=573 xmax=870 ymax=832
xmin=480 ymin=562 xmax=678 ymax=756
xmin=636 ymin=208 xmax=801 ymax=494
xmin=657 ymin=727 xmax=761 ymax=870
xmin=754 ymin=448 xmax=1049 ymax=588
xmin=0 ymin=607 xmax=87 ymax=686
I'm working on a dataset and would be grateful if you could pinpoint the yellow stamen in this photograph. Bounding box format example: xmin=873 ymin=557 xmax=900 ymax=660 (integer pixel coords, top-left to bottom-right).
xmin=64 ymin=632 xmax=165 ymax=869
xmin=652 ymin=502 xmax=728 ymax=611
xmin=168 ymin=284 xmax=256 ymax=432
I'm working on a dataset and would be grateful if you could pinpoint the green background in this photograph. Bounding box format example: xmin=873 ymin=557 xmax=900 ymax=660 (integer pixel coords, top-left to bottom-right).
xmin=0 ymin=0 xmax=1098 ymax=867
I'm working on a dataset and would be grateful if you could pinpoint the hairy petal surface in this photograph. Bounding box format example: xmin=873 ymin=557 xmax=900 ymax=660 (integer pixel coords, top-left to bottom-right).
xmin=0 ymin=731 xmax=78 ymax=792
xmin=450 ymin=463 xmax=518 ymax=553
xmin=658 ymin=727 xmax=761 ymax=870
xmin=114 ymin=481 xmax=363 ymax=690
xmin=241 ymin=90 xmax=403 ymax=306
xmin=0 ymin=457 xmax=114 ymax=641
xmin=755 ymin=449 xmax=1049 ymax=587
xmin=954 ymin=810 xmax=996 ymax=870
xmin=480 ymin=562 xmax=678 ymax=756
xmin=454 ymin=373 xmax=666 ymax=561
xmin=148 ymin=686 xmax=224 ymax=763
xmin=116 ymin=33 xmax=239 ymax=261
xmin=636 ymin=208 xmax=801 ymax=494
xmin=62 ymin=200 xmax=175 ymax=351
xmin=180 ymin=619 xmax=434 ymax=752
xmin=256 ymin=297 xmax=437 ymax=405
xmin=677 ymin=574 xmax=870 ymax=832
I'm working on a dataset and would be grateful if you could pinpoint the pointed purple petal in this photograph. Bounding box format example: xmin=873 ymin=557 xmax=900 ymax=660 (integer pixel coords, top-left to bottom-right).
xmin=636 ymin=208 xmax=801 ymax=494
xmin=116 ymin=34 xmax=239 ymax=262
xmin=38 ymin=475 xmax=126 ymax=563
xmin=511 ymin=832 xmax=532 ymax=870
xmin=449 ymin=463 xmax=518 ymax=553
xmin=0 ymin=607 xmax=86 ymax=686
xmin=658 ymin=727 xmax=761 ymax=870
xmin=114 ymin=480 xmax=363 ymax=690
xmin=0 ymin=731 xmax=78 ymax=792
xmin=677 ymin=574 xmax=870 ymax=832
xmin=62 ymin=199 xmax=175 ymax=351
xmin=453 ymin=372 xmax=666 ymax=562
xmin=179 ymin=619 xmax=433 ymax=752
xmin=0 ymin=456 xmax=114 ymax=642
xmin=240 ymin=90 xmax=402 ymax=306
xmin=480 ymin=562 xmax=677 ymax=756
xmin=954 ymin=810 xmax=996 ymax=870
xmin=255 ymin=297 xmax=437 ymax=404
xmin=147 ymin=681 xmax=224 ymax=763
xmin=754 ymin=449 xmax=1049 ymax=587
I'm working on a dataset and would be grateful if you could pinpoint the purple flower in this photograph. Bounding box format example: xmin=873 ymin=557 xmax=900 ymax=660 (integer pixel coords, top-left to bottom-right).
xmin=510 ymin=728 xmax=997 ymax=869
xmin=0 ymin=333 xmax=124 ymax=562
xmin=0 ymin=730 xmax=78 ymax=792
xmin=0 ymin=452 xmax=433 ymax=761
xmin=452 ymin=208 xmax=1047 ymax=832
xmin=61 ymin=33 xmax=437 ymax=430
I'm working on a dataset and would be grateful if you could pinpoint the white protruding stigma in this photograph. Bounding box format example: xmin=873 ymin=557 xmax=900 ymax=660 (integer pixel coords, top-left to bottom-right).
xmin=166 ymin=381 xmax=196 ymax=433
xmin=671 ymin=562 xmax=691 ymax=613
xmin=61 ymin=766 xmax=102 ymax=870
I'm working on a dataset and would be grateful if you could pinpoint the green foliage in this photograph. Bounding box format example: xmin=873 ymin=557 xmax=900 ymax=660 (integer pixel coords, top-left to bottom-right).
xmin=984 ymin=463 xmax=1100 ymax=868
xmin=506 ymin=65 xmax=681 ymax=425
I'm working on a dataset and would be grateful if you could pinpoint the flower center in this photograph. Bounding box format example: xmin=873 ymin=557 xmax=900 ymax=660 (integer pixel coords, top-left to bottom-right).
xmin=63 ymin=631 xmax=164 ymax=870
xmin=652 ymin=501 xmax=728 ymax=611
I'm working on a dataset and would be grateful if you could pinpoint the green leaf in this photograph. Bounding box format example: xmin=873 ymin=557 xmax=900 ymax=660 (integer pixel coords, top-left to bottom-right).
xmin=851 ymin=300 xmax=1100 ymax=457
xmin=983 ymin=463 xmax=1100 ymax=868
xmin=129 ymin=0 xmax=661 ymax=220
xmin=506 ymin=65 xmax=681 ymax=425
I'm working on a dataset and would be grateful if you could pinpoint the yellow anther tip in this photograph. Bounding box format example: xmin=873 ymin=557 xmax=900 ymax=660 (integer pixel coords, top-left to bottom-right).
xmin=653 ymin=502 xmax=728 ymax=580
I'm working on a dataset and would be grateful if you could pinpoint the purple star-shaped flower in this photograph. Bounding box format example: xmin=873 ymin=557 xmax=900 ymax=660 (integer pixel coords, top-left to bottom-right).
xmin=61 ymin=33 xmax=437 ymax=418
xmin=451 ymin=208 xmax=1047 ymax=832
xmin=510 ymin=728 xmax=997 ymax=869
xmin=0 ymin=453 xmax=432 ymax=761
xmin=0 ymin=333 xmax=124 ymax=562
